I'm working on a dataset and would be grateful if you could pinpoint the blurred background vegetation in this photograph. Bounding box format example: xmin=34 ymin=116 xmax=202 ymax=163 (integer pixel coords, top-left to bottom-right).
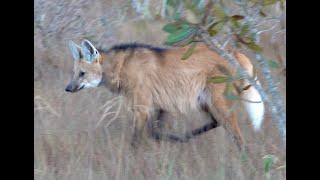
xmin=34 ymin=0 xmax=286 ymax=179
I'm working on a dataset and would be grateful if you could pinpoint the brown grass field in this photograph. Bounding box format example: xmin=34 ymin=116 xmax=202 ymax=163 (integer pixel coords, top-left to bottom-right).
xmin=34 ymin=0 xmax=286 ymax=179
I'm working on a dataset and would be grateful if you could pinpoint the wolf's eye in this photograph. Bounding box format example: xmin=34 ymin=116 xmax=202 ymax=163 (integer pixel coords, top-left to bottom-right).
xmin=79 ymin=71 xmax=85 ymax=77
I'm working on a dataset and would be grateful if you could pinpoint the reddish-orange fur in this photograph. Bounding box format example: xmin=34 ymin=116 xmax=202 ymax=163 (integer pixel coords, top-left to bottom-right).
xmin=99 ymin=43 xmax=255 ymax=150
xmin=66 ymin=40 xmax=260 ymax=151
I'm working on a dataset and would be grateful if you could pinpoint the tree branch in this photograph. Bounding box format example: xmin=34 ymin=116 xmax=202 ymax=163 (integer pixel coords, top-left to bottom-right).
xmin=199 ymin=28 xmax=286 ymax=142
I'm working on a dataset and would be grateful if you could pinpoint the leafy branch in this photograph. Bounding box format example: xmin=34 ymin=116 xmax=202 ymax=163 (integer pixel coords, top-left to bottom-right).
xmin=161 ymin=0 xmax=286 ymax=141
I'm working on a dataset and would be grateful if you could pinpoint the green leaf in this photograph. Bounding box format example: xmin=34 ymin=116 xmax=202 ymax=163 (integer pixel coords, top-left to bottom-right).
xmin=212 ymin=4 xmax=226 ymax=19
xmin=263 ymin=155 xmax=274 ymax=173
xmin=172 ymin=11 xmax=181 ymax=21
xmin=226 ymin=93 xmax=239 ymax=101
xmin=259 ymin=10 xmax=267 ymax=17
xmin=165 ymin=27 xmax=196 ymax=46
xmin=224 ymin=82 xmax=233 ymax=92
xmin=231 ymin=15 xmax=245 ymax=21
xmin=247 ymin=41 xmax=263 ymax=53
xmin=240 ymin=24 xmax=250 ymax=37
xmin=181 ymin=42 xmax=197 ymax=60
xmin=208 ymin=20 xmax=226 ymax=36
xmin=230 ymin=18 xmax=240 ymax=29
xmin=224 ymin=83 xmax=239 ymax=101
xmin=237 ymin=34 xmax=263 ymax=53
xmin=167 ymin=0 xmax=179 ymax=7
xmin=162 ymin=23 xmax=178 ymax=33
xmin=163 ymin=20 xmax=190 ymax=33
xmin=268 ymin=60 xmax=280 ymax=69
xmin=163 ymin=23 xmax=179 ymax=33
xmin=208 ymin=76 xmax=230 ymax=84
xmin=181 ymin=22 xmax=190 ymax=29
xmin=191 ymin=0 xmax=201 ymax=8
xmin=166 ymin=0 xmax=181 ymax=19
xmin=263 ymin=0 xmax=278 ymax=6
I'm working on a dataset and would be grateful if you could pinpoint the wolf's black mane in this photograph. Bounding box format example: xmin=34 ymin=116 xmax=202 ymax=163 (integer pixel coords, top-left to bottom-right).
xmin=98 ymin=42 xmax=167 ymax=54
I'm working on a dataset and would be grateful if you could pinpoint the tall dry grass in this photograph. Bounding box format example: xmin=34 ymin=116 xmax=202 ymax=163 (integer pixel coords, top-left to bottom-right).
xmin=34 ymin=0 xmax=286 ymax=179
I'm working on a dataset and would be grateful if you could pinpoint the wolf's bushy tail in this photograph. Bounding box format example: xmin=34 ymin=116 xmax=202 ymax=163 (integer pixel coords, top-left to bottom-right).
xmin=234 ymin=52 xmax=265 ymax=131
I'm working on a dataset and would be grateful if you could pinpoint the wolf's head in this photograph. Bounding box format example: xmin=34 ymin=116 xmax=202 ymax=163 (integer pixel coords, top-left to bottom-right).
xmin=65 ymin=39 xmax=103 ymax=93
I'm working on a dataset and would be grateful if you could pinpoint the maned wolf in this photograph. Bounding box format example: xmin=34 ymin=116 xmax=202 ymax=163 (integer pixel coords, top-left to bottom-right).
xmin=65 ymin=39 xmax=264 ymax=151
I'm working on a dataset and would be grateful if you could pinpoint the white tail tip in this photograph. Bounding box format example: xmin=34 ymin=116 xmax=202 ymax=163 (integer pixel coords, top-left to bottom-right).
xmin=242 ymin=85 xmax=265 ymax=131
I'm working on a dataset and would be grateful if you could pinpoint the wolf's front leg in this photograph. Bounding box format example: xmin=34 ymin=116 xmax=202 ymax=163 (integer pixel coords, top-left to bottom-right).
xmin=131 ymin=109 xmax=149 ymax=149
xmin=130 ymin=90 xmax=153 ymax=149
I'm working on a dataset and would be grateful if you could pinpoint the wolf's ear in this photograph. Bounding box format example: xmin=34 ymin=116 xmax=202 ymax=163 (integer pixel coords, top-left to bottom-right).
xmin=68 ymin=40 xmax=82 ymax=61
xmin=81 ymin=39 xmax=100 ymax=63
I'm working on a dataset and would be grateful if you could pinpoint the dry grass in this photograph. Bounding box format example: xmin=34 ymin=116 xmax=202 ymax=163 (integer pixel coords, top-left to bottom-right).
xmin=34 ymin=0 xmax=286 ymax=179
